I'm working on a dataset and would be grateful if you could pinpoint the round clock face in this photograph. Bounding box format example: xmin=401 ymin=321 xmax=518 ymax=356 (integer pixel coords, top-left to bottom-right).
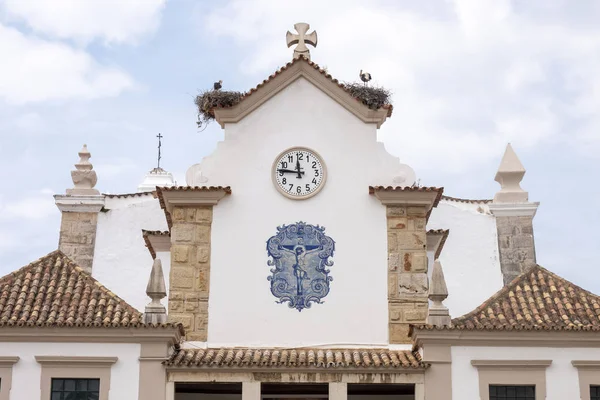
xmin=272 ymin=147 xmax=326 ymax=199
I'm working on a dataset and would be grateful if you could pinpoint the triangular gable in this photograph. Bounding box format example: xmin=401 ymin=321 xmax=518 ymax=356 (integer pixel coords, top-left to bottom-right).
xmin=213 ymin=57 xmax=392 ymax=128
xmin=451 ymin=265 xmax=600 ymax=331
xmin=0 ymin=250 xmax=146 ymax=328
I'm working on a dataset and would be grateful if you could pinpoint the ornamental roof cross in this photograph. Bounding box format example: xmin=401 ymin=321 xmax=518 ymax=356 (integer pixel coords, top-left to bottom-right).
xmin=286 ymin=22 xmax=317 ymax=59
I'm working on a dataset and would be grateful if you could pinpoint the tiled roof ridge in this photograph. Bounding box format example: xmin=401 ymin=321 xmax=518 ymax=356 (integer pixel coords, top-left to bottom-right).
xmin=441 ymin=195 xmax=492 ymax=204
xmin=369 ymin=186 xmax=444 ymax=210
xmin=450 ymin=264 xmax=600 ymax=331
xmin=216 ymin=57 xmax=392 ymax=115
xmin=157 ymin=186 xmax=232 ymax=193
xmin=0 ymin=250 xmax=143 ymax=327
xmin=451 ymin=265 xmax=544 ymax=324
xmin=103 ymin=191 xmax=154 ymax=199
xmin=141 ymin=230 xmax=170 ymax=236
xmin=0 ymin=250 xmax=182 ymax=333
xmin=427 ymin=229 xmax=449 ymax=234
xmin=165 ymin=347 xmax=426 ymax=369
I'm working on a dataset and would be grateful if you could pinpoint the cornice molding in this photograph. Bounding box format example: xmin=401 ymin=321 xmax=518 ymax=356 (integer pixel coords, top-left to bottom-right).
xmin=471 ymin=359 xmax=552 ymax=369
xmin=0 ymin=327 xmax=181 ymax=344
xmin=36 ymin=356 xmax=118 ymax=367
xmin=54 ymin=194 xmax=105 ymax=213
xmin=413 ymin=329 xmax=600 ymax=348
xmin=572 ymin=360 xmax=600 ymax=369
xmin=0 ymin=356 xmax=19 ymax=367
xmin=489 ymin=202 xmax=539 ymax=217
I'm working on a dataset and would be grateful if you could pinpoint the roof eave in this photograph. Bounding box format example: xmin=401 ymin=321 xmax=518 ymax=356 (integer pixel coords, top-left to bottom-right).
xmin=164 ymin=365 xmax=427 ymax=373
xmin=0 ymin=325 xmax=183 ymax=344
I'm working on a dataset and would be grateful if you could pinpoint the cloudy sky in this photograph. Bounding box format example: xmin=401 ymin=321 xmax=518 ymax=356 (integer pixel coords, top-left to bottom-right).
xmin=0 ymin=0 xmax=599 ymax=292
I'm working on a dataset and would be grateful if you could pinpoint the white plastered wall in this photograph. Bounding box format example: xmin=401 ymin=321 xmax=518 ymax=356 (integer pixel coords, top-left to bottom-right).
xmin=451 ymin=345 xmax=600 ymax=400
xmin=0 ymin=342 xmax=140 ymax=399
xmin=194 ymin=78 xmax=409 ymax=347
xmin=93 ymin=194 xmax=169 ymax=310
xmin=428 ymin=200 xmax=503 ymax=317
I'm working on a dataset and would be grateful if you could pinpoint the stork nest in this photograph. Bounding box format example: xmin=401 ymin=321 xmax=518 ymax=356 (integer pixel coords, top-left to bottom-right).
xmin=194 ymin=82 xmax=391 ymax=127
xmin=342 ymin=83 xmax=392 ymax=110
xmin=195 ymin=89 xmax=244 ymax=126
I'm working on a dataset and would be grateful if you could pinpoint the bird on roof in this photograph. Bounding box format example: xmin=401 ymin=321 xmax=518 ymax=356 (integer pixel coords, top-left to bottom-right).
xmin=359 ymin=70 xmax=372 ymax=85
xmin=213 ymin=80 xmax=223 ymax=91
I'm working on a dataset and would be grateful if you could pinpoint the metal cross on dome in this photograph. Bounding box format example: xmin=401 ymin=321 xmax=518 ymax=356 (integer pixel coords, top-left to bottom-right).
xmin=286 ymin=23 xmax=317 ymax=59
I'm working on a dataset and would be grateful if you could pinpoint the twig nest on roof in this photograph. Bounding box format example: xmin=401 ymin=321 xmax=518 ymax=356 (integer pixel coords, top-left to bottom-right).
xmin=195 ymin=89 xmax=244 ymax=126
xmin=343 ymin=82 xmax=392 ymax=110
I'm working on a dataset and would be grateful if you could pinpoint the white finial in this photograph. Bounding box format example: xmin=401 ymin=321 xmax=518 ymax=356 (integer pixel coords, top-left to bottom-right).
xmin=67 ymin=144 xmax=99 ymax=195
xmin=144 ymin=258 xmax=167 ymax=324
xmin=493 ymin=143 xmax=528 ymax=203
xmin=427 ymin=260 xmax=451 ymax=327
xmin=286 ymin=22 xmax=317 ymax=59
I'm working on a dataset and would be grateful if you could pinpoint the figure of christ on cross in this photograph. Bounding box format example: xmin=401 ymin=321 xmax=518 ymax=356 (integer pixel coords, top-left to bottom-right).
xmin=279 ymin=242 xmax=320 ymax=296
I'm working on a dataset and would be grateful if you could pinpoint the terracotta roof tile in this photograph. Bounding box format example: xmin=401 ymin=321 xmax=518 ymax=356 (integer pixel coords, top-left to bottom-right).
xmin=157 ymin=186 xmax=232 ymax=193
xmin=441 ymin=195 xmax=492 ymax=204
xmin=220 ymin=57 xmax=392 ymax=116
xmin=414 ymin=265 xmax=600 ymax=332
xmin=165 ymin=348 xmax=426 ymax=369
xmin=142 ymin=230 xmax=170 ymax=259
xmin=103 ymin=191 xmax=154 ymax=199
xmin=0 ymin=251 xmax=181 ymax=332
xmin=369 ymin=186 xmax=444 ymax=207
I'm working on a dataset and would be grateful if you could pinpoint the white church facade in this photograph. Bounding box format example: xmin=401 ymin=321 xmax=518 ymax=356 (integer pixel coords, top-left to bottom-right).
xmin=1 ymin=23 xmax=599 ymax=400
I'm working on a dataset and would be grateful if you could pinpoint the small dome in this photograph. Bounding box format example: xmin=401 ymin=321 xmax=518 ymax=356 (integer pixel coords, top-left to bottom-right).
xmin=137 ymin=167 xmax=176 ymax=192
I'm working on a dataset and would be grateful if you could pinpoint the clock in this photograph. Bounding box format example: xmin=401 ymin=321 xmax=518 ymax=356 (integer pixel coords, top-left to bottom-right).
xmin=272 ymin=147 xmax=327 ymax=199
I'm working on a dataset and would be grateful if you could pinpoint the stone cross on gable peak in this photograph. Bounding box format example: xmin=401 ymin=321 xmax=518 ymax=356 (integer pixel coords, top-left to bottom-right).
xmin=286 ymin=22 xmax=317 ymax=59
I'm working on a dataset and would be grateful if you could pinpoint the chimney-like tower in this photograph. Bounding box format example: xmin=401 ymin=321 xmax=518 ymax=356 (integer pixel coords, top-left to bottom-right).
xmin=144 ymin=258 xmax=168 ymax=324
xmin=489 ymin=144 xmax=539 ymax=284
xmin=54 ymin=145 xmax=105 ymax=273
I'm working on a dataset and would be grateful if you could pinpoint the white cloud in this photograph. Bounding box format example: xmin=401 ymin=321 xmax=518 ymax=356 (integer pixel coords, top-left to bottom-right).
xmin=94 ymin=158 xmax=138 ymax=180
xmin=203 ymin=0 xmax=600 ymax=174
xmin=0 ymin=24 xmax=134 ymax=104
xmin=1 ymin=0 xmax=166 ymax=45
xmin=0 ymin=190 xmax=57 ymax=221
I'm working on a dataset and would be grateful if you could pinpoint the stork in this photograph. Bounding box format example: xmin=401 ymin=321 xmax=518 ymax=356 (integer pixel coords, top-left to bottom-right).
xmin=213 ymin=80 xmax=223 ymax=91
xmin=359 ymin=70 xmax=372 ymax=86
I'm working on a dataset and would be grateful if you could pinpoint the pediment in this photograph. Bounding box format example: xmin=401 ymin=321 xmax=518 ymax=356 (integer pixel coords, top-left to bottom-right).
xmin=213 ymin=57 xmax=392 ymax=128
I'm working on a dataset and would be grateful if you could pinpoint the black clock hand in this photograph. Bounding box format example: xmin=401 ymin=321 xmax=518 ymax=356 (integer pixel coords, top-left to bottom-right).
xmin=277 ymin=168 xmax=304 ymax=174
xmin=295 ymin=159 xmax=304 ymax=179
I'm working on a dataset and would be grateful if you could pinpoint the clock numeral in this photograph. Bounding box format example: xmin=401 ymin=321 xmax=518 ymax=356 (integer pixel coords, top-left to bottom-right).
xmin=287 ymin=155 xmax=293 ymax=162
xmin=282 ymin=178 xmax=286 ymax=184
xmin=314 ymin=169 xmax=319 ymax=177
xmin=305 ymin=184 xmax=310 ymax=192
xmin=296 ymin=186 xmax=301 ymax=194
xmin=312 ymin=161 xmax=317 ymax=169
xmin=289 ymin=183 xmax=293 ymax=191
xmin=281 ymin=161 xmax=288 ymax=168
xmin=312 ymin=178 xmax=317 ymax=185
xmin=297 ymin=153 xmax=304 ymax=161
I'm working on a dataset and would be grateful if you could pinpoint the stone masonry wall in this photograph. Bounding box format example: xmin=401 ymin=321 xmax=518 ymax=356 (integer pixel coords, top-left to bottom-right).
xmin=168 ymin=205 xmax=213 ymax=341
xmin=496 ymin=215 xmax=536 ymax=285
xmin=386 ymin=205 xmax=429 ymax=343
xmin=58 ymin=212 xmax=99 ymax=273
